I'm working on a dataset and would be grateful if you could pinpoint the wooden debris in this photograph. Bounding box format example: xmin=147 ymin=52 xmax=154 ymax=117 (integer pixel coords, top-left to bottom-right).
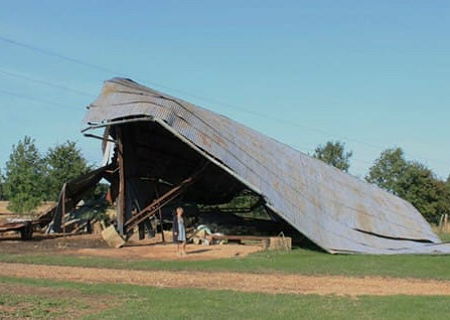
xmin=101 ymin=225 xmax=125 ymax=248
xmin=0 ymin=220 xmax=33 ymax=240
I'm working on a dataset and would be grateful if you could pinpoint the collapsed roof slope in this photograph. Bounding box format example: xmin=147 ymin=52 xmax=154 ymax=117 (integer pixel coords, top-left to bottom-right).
xmin=83 ymin=78 xmax=450 ymax=254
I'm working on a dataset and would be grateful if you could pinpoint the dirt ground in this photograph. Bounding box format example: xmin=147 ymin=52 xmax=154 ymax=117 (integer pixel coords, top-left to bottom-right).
xmin=2 ymin=262 xmax=450 ymax=297
xmin=0 ymin=233 xmax=262 ymax=260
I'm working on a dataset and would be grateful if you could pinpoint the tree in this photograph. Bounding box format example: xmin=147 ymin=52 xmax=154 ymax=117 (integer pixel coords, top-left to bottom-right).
xmin=366 ymin=148 xmax=450 ymax=224
xmin=399 ymin=162 xmax=450 ymax=223
xmin=365 ymin=148 xmax=408 ymax=195
xmin=3 ymin=136 xmax=45 ymax=213
xmin=0 ymin=168 xmax=4 ymax=200
xmin=313 ymin=141 xmax=353 ymax=172
xmin=44 ymin=141 xmax=90 ymax=201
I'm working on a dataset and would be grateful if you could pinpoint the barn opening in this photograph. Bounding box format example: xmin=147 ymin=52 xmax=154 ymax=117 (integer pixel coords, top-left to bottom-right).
xmin=86 ymin=120 xmax=310 ymax=248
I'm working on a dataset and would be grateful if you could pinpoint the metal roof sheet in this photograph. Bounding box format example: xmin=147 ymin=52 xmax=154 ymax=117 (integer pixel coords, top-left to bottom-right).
xmin=82 ymin=78 xmax=450 ymax=254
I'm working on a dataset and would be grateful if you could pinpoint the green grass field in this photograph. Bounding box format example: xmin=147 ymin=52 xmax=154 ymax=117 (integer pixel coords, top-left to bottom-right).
xmin=2 ymin=247 xmax=450 ymax=280
xmin=1 ymin=276 xmax=450 ymax=320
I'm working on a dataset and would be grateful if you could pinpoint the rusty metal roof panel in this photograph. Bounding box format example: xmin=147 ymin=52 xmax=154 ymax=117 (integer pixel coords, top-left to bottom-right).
xmin=82 ymin=78 xmax=450 ymax=254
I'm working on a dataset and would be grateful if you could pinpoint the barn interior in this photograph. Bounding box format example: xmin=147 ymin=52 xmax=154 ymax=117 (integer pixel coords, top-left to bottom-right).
xmin=52 ymin=119 xmax=305 ymax=246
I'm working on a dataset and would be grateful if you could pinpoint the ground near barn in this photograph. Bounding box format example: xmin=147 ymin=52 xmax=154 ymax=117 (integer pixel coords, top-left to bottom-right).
xmin=2 ymin=233 xmax=450 ymax=319
xmin=0 ymin=233 xmax=262 ymax=260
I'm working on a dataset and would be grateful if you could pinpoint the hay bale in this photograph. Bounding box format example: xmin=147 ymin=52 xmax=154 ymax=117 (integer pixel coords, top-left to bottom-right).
xmin=101 ymin=225 xmax=125 ymax=248
xmin=269 ymin=237 xmax=292 ymax=251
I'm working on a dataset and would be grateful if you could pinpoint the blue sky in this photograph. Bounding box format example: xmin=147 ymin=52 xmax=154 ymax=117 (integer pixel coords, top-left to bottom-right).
xmin=0 ymin=0 xmax=449 ymax=179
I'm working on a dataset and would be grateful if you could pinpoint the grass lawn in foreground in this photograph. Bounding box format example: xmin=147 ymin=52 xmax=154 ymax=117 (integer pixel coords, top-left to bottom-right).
xmin=1 ymin=276 xmax=450 ymax=320
xmin=1 ymin=247 xmax=450 ymax=280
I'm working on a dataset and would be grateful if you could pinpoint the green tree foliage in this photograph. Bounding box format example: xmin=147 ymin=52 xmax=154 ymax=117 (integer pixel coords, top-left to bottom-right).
xmin=2 ymin=138 xmax=95 ymax=213
xmin=399 ymin=162 xmax=450 ymax=223
xmin=3 ymin=136 xmax=45 ymax=213
xmin=84 ymin=183 xmax=110 ymax=203
xmin=44 ymin=141 xmax=91 ymax=201
xmin=0 ymin=168 xmax=4 ymax=200
xmin=366 ymin=148 xmax=450 ymax=223
xmin=313 ymin=141 xmax=353 ymax=172
xmin=199 ymin=189 xmax=269 ymax=220
xmin=365 ymin=148 xmax=408 ymax=195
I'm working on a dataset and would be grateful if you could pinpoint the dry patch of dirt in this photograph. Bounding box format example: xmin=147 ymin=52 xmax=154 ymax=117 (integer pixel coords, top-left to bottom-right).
xmin=0 ymin=233 xmax=262 ymax=260
xmin=0 ymin=234 xmax=108 ymax=254
xmin=70 ymin=242 xmax=261 ymax=260
xmin=2 ymin=263 xmax=450 ymax=297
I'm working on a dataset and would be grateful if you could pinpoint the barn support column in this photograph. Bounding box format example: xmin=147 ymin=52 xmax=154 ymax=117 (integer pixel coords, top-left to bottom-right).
xmin=116 ymin=126 xmax=126 ymax=235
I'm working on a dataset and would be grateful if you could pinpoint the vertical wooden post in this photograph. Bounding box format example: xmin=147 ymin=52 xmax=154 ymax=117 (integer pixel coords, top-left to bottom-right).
xmin=155 ymin=183 xmax=165 ymax=243
xmin=445 ymin=214 xmax=449 ymax=233
xmin=62 ymin=183 xmax=66 ymax=235
xmin=438 ymin=214 xmax=445 ymax=233
xmin=117 ymin=126 xmax=126 ymax=236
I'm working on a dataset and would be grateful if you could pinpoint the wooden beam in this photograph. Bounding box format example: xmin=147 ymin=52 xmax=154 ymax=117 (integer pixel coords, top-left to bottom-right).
xmin=62 ymin=183 xmax=66 ymax=235
xmin=155 ymin=183 xmax=165 ymax=243
xmin=124 ymin=177 xmax=193 ymax=233
xmin=209 ymin=235 xmax=270 ymax=241
xmin=116 ymin=126 xmax=126 ymax=235
xmin=124 ymin=162 xmax=209 ymax=234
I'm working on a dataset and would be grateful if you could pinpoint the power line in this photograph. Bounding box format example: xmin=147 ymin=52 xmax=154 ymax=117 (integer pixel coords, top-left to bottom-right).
xmin=0 ymin=35 xmax=122 ymax=76
xmin=0 ymin=68 xmax=96 ymax=97
xmin=0 ymin=35 xmax=447 ymax=167
xmin=0 ymin=88 xmax=81 ymax=111
xmin=0 ymin=35 xmax=220 ymax=98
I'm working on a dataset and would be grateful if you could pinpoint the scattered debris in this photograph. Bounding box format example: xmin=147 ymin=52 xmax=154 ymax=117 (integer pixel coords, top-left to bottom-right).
xmin=101 ymin=225 xmax=125 ymax=249
xmin=0 ymin=220 xmax=33 ymax=240
xmin=190 ymin=225 xmax=213 ymax=245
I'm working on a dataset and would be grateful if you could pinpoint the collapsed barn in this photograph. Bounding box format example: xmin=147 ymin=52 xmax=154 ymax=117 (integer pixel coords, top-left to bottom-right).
xmin=62 ymin=77 xmax=450 ymax=254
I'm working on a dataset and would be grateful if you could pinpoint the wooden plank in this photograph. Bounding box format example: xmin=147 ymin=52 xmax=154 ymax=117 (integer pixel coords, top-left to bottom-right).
xmin=0 ymin=222 xmax=28 ymax=232
xmin=116 ymin=126 xmax=126 ymax=235
xmin=438 ymin=214 xmax=445 ymax=233
xmin=0 ymin=221 xmax=33 ymax=240
xmin=210 ymin=235 xmax=270 ymax=241
xmin=62 ymin=183 xmax=66 ymax=235
xmin=124 ymin=179 xmax=190 ymax=232
xmin=155 ymin=184 xmax=165 ymax=243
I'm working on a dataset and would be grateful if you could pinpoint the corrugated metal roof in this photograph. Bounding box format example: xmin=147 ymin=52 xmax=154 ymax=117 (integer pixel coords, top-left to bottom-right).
xmin=83 ymin=78 xmax=450 ymax=254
